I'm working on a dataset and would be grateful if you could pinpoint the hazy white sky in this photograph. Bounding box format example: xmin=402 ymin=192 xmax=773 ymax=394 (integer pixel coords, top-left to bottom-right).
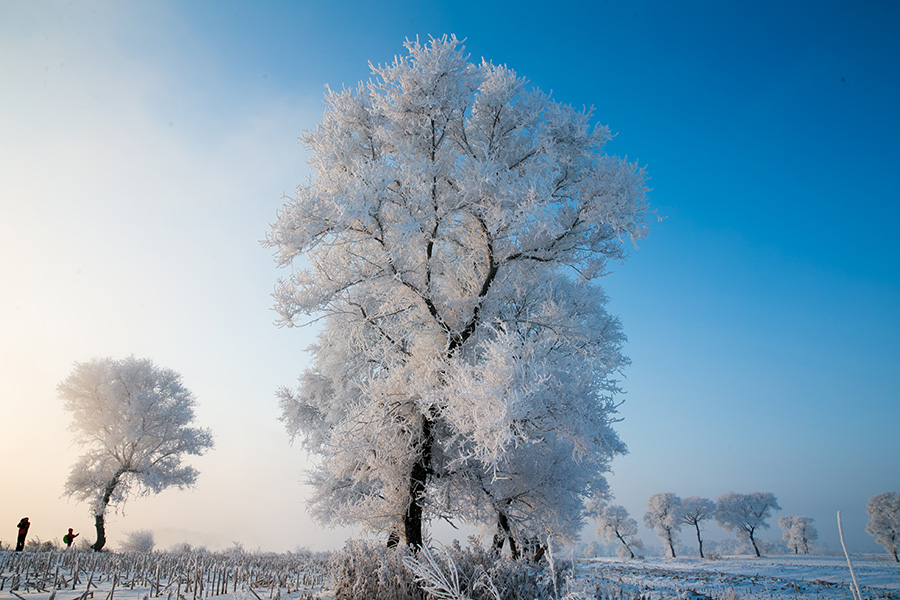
xmin=1 ymin=0 xmax=898 ymax=555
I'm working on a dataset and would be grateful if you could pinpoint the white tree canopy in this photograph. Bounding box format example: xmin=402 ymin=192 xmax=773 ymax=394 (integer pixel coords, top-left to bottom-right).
xmin=865 ymin=491 xmax=900 ymax=562
xmin=715 ymin=492 xmax=780 ymax=557
xmin=59 ymin=356 xmax=214 ymax=549
xmin=596 ymin=504 xmax=643 ymax=560
xmin=779 ymin=515 xmax=817 ymax=555
xmin=644 ymin=492 xmax=682 ymax=558
xmin=269 ymin=35 xmax=649 ymax=546
xmin=119 ymin=529 xmax=156 ymax=553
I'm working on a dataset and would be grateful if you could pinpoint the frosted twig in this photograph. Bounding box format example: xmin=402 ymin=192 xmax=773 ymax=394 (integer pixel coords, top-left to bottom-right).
xmin=403 ymin=546 xmax=469 ymax=600
xmin=837 ymin=511 xmax=863 ymax=600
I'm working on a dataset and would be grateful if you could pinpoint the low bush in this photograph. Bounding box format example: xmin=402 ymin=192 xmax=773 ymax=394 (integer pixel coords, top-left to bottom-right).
xmin=330 ymin=538 xmax=572 ymax=600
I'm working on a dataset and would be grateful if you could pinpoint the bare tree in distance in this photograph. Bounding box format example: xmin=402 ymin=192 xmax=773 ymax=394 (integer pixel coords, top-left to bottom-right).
xmin=59 ymin=356 xmax=214 ymax=551
xmin=644 ymin=492 xmax=682 ymax=558
xmin=715 ymin=492 xmax=781 ymax=557
xmin=679 ymin=496 xmax=717 ymax=558
xmin=779 ymin=515 xmax=817 ymax=554
xmin=866 ymin=491 xmax=900 ymax=562
xmin=269 ymin=35 xmax=650 ymax=547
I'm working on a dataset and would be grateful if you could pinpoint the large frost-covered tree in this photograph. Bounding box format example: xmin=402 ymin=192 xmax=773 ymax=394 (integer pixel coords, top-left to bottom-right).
xmin=679 ymin=496 xmax=716 ymax=558
xmin=270 ymin=36 xmax=649 ymax=547
xmin=779 ymin=515 xmax=817 ymax=554
xmin=715 ymin=492 xmax=780 ymax=557
xmin=644 ymin=492 xmax=682 ymax=558
xmin=59 ymin=356 xmax=214 ymax=550
xmin=865 ymin=491 xmax=900 ymax=562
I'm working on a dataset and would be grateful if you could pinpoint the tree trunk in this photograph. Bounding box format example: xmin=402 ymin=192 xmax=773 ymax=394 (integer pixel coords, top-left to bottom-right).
xmin=92 ymin=470 xmax=125 ymax=551
xmin=615 ymin=531 xmax=635 ymax=559
xmin=530 ymin=541 xmax=547 ymax=563
xmin=492 ymin=509 xmax=519 ymax=559
xmin=667 ymin=530 xmax=677 ymax=558
xmin=694 ymin=523 xmax=704 ymax=558
xmin=402 ymin=416 xmax=432 ymax=549
xmin=749 ymin=532 xmax=761 ymax=557
xmin=92 ymin=514 xmax=106 ymax=552
xmin=403 ymin=472 xmax=424 ymax=548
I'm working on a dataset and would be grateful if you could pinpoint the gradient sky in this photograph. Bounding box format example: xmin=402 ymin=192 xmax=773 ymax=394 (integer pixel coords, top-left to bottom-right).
xmin=1 ymin=0 xmax=898 ymax=555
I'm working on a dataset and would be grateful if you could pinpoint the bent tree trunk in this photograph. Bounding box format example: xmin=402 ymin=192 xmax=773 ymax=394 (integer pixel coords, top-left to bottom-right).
xmin=749 ymin=529 xmax=761 ymax=557
xmin=615 ymin=530 xmax=635 ymax=559
xmin=92 ymin=514 xmax=107 ymax=552
xmin=93 ymin=470 xmax=125 ymax=551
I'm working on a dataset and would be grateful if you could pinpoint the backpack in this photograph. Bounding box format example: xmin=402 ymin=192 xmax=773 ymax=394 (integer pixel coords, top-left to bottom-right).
xmin=63 ymin=534 xmax=71 ymax=544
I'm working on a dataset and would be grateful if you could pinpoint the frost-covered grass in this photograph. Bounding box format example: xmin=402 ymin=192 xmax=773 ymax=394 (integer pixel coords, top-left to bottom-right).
xmin=2 ymin=547 xmax=898 ymax=600
xmin=0 ymin=549 xmax=329 ymax=600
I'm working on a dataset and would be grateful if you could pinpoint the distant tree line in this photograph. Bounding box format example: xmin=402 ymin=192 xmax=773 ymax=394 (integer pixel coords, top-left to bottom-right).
xmin=594 ymin=490 xmax=900 ymax=562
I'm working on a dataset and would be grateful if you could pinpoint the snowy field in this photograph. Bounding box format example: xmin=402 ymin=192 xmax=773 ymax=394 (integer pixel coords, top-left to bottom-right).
xmin=1 ymin=550 xmax=897 ymax=600
xmin=578 ymin=555 xmax=900 ymax=599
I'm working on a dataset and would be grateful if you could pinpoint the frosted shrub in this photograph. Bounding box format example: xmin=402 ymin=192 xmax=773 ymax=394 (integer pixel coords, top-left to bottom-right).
xmin=330 ymin=539 xmax=572 ymax=600
xmin=120 ymin=529 xmax=156 ymax=553
xmin=330 ymin=541 xmax=425 ymax=600
xmin=169 ymin=542 xmax=195 ymax=554
xmin=24 ymin=537 xmax=58 ymax=552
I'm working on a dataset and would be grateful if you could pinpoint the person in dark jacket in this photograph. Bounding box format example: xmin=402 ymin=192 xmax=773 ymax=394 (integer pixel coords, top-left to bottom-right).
xmin=15 ymin=517 xmax=30 ymax=551
xmin=63 ymin=528 xmax=79 ymax=548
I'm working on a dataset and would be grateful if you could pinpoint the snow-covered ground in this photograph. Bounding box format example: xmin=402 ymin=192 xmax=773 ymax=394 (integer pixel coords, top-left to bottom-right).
xmin=1 ymin=550 xmax=897 ymax=600
xmin=578 ymin=554 xmax=900 ymax=599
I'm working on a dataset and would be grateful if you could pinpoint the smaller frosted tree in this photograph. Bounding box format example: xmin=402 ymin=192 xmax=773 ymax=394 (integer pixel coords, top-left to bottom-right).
xmin=596 ymin=505 xmax=643 ymax=559
xmin=680 ymin=496 xmax=716 ymax=558
xmin=644 ymin=492 xmax=682 ymax=558
xmin=715 ymin=492 xmax=780 ymax=557
xmin=779 ymin=515 xmax=817 ymax=554
xmin=866 ymin=491 xmax=900 ymax=562
xmin=59 ymin=356 xmax=214 ymax=550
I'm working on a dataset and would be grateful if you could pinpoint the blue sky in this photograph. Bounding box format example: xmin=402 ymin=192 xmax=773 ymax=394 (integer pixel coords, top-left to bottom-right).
xmin=1 ymin=0 xmax=897 ymax=554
